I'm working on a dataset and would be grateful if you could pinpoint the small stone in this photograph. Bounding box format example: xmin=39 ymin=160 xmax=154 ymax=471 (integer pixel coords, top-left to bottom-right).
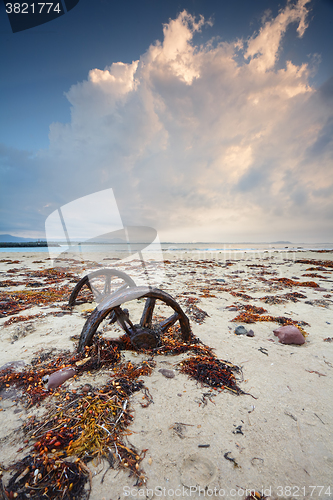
xmin=273 ymin=325 xmax=305 ymax=345
xmin=246 ymin=329 xmax=254 ymax=337
xmin=158 ymin=368 xmax=175 ymax=378
xmin=0 ymin=360 xmax=26 ymax=371
xmin=235 ymin=326 xmax=248 ymax=335
xmin=81 ymin=384 xmax=92 ymax=393
xmin=47 ymin=367 xmax=77 ymax=390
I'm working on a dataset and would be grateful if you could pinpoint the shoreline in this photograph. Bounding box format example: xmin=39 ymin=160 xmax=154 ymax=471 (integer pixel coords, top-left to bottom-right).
xmin=0 ymin=250 xmax=332 ymax=499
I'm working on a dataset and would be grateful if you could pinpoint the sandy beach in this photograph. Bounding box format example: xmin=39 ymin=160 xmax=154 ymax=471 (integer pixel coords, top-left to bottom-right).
xmin=0 ymin=249 xmax=332 ymax=500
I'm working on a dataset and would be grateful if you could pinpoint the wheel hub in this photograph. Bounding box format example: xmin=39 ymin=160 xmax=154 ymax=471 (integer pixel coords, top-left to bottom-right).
xmin=129 ymin=327 xmax=161 ymax=350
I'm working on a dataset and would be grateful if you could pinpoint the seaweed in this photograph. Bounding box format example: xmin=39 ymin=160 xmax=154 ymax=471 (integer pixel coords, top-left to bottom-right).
xmin=230 ymin=291 xmax=253 ymax=300
xmin=272 ymin=278 xmax=319 ymax=288
xmin=0 ymin=286 xmax=72 ymax=317
xmin=185 ymin=304 xmax=209 ymax=324
xmin=295 ymin=258 xmax=333 ymax=268
xmin=5 ymin=455 xmax=90 ymax=500
xmin=0 ymin=338 xmax=121 ymax=407
xmin=3 ymin=314 xmax=42 ymax=327
xmin=3 ymin=359 xmax=155 ymax=498
xmin=179 ymin=355 xmax=244 ymax=395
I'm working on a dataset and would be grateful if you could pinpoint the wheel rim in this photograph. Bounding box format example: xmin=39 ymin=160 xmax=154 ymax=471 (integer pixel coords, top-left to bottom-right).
xmin=68 ymin=269 xmax=136 ymax=307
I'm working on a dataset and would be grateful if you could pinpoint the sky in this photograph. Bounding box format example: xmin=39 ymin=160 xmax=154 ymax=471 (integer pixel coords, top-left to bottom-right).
xmin=0 ymin=0 xmax=333 ymax=243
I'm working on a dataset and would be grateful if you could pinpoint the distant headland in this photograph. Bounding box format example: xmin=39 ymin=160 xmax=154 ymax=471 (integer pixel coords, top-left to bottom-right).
xmin=0 ymin=234 xmax=60 ymax=247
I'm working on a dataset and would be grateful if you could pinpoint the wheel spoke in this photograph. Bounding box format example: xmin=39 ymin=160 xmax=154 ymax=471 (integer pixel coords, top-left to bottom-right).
xmin=90 ymin=284 xmax=103 ymax=300
xmin=160 ymin=312 xmax=180 ymax=332
xmin=103 ymin=275 xmax=111 ymax=295
xmin=113 ymin=306 xmax=131 ymax=335
xmin=108 ymin=310 xmax=117 ymax=324
xmin=140 ymin=298 xmax=156 ymax=328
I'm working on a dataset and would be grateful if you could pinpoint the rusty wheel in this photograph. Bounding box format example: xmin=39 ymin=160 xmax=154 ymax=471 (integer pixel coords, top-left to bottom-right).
xmin=77 ymin=286 xmax=191 ymax=352
xmin=68 ymin=269 xmax=136 ymax=307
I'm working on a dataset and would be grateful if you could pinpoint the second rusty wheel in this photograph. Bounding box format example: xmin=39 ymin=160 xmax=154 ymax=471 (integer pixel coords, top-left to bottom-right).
xmin=68 ymin=268 xmax=136 ymax=307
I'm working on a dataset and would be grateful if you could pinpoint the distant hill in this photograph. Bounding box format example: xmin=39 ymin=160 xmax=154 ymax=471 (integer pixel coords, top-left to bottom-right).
xmin=270 ymin=241 xmax=292 ymax=244
xmin=0 ymin=233 xmax=37 ymax=243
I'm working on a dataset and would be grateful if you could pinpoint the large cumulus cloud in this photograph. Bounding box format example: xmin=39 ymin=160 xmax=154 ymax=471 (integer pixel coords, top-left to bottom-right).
xmin=1 ymin=0 xmax=332 ymax=241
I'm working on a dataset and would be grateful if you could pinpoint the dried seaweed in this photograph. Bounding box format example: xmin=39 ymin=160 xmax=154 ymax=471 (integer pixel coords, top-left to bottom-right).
xmin=272 ymin=278 xmax=319 ymax=288
xmin=241 ymin=304 xmax=267 ymax=315
xmin=302 ymin=273 xmax=327 ymax=279
xmin=0 ymin=280 xmax=26 ymax=288
xmin=244 ymin=493 xmax=268 ymax=500
xmin=179 ymin=355 xmax=244 ymax=395
xmin=253 ymin=291 xmax=307 ymax=305
xmin=185 ymin=304 xmax=209 ymax=324
xmin=295 ymin=258 xmax=333 ymax=268
xmin=283 ymin=291 xmax=307 ymax=301
xmin=5 ymin=455 xmax=90 ymax=500
xmin=0 ymin=286 xmax=72 ymax=317
xmin=199 ymin=288 xmax=216 ymax=298
xmin=3 ymin=359 xmax=155 ymax=498
xmin=0 ymin=339 xmax=121 ymax=407
xmin=230 ymin=291 xmax=253 ymax=300
xmin=3 ymin=314 xmax=42 ymax=327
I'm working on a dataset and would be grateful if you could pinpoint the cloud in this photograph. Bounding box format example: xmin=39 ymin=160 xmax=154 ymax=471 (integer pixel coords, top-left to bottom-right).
xmin=245 ymin=0 xmax=311 ymax=72
xmin=1 ymin=0 xmax=332 ymax=242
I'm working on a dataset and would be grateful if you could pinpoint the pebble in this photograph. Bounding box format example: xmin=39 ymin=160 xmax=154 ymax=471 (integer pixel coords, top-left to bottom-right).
xmin=246 ymin=329 xmax=255 ymax=337
xmin=81 ymin=384 xmax=92 ymax=393
xmin=0 ymin=360 xmax=26 ymax=371
xmin=158 ymin=368 xmax=175 ymax=378
xmin=273 ymin=325 xmax=305 ymax=345
xmin=48 ymin=367 xmax=77 ymax=390
xmin=234 ymin=326 xmax=248 ymax=335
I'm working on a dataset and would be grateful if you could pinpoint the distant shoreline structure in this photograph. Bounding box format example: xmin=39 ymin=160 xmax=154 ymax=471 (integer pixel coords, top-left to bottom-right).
xmin=0 ymin=242 xmax=60 ymax=248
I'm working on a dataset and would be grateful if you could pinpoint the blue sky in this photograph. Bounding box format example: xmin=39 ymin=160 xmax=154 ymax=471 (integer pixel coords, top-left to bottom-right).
xmin=1 ymin=0 xmax=333 ymax=242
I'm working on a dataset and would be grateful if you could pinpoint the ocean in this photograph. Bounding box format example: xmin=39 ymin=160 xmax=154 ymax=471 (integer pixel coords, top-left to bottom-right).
xmin=1 ymin=242 xmax=332 ymax=254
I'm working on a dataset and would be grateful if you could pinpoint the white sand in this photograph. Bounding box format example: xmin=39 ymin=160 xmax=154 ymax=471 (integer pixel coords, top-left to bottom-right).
xmin=0 ymin=250 xmax=332 ymax=499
